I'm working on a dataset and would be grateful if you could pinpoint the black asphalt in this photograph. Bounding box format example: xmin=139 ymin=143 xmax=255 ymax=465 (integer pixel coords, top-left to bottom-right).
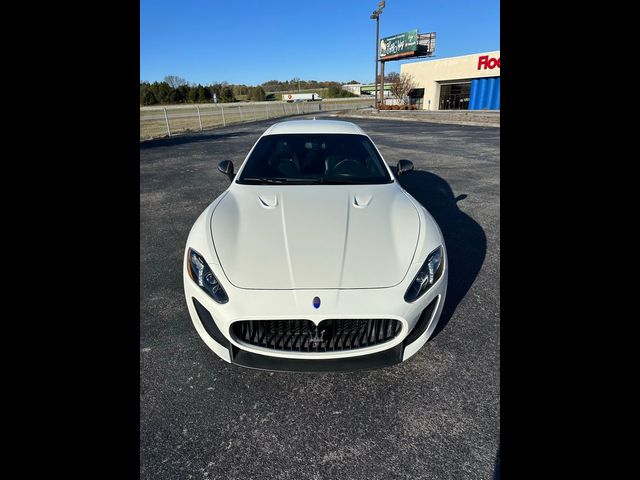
xmin=140 ymin=115 xmax=500 ymax=480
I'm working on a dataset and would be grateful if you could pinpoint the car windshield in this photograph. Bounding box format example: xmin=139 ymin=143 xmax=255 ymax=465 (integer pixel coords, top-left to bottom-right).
xmin=236 ymin=134 xmax=393 ymax=185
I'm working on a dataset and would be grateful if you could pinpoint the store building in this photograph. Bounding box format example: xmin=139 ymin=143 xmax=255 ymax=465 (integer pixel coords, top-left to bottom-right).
xmin=400 ymin=50 xmax=500 ymax=110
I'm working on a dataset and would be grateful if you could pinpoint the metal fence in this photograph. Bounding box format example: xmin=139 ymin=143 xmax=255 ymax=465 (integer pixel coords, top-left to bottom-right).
xmin=140 ymin=98 xmax=374 ymax=140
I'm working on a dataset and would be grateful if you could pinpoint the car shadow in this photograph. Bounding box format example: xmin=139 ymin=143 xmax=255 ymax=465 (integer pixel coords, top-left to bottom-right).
xmin=395 ymin=169 xmax=487 ymax=339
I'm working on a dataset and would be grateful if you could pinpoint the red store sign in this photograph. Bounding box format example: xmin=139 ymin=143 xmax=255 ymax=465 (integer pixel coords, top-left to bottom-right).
xmin=478 ymin=55 xmax=500 ymax=70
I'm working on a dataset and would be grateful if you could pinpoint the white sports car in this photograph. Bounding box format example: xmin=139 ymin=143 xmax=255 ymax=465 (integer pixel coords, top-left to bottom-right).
xmin=183 ymin=119 xmax=447 ymax=371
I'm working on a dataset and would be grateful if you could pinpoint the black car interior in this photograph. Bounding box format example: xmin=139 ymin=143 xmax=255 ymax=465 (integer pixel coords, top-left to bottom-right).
xmin=242 ymin=133 xmax=389 ymax=182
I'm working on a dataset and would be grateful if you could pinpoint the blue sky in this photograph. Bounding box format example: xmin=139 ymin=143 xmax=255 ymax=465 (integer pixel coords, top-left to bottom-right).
xmin=140 ymin=0 xmax=499 ymax=85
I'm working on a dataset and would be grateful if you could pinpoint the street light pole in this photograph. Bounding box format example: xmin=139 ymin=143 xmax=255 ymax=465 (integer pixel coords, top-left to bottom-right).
xmin=370 ymin=2 xmax=385 ymax=111
xmin=374 ymin=14 xmax=379 ymax=109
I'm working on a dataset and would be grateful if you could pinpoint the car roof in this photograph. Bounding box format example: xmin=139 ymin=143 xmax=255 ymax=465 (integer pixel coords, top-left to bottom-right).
xmin=262 ymin=119 xmax=366 ymax=136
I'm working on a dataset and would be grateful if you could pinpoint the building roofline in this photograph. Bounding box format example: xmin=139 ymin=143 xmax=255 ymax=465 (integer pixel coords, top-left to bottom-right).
xmin=402 ymin=50 xmax=500 ymax=64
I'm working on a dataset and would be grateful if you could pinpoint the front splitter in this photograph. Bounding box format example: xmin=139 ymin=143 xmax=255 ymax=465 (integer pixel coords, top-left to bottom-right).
xmin=229 ymin=343 xmax=404 ymax=372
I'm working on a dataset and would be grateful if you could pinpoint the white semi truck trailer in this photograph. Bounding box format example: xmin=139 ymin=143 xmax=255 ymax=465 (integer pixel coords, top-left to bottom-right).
xmin=282 ymin=93 xmax=323 ymax=102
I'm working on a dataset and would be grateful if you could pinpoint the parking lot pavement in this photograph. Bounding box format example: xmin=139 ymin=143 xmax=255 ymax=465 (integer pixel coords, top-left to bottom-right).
xmin=140 ymin=115 xmax=500 ymax=480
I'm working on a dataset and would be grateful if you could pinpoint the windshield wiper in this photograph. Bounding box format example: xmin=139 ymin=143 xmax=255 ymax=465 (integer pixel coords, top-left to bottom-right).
xmin=320 ymin=177 xmax=389 ymax=185
xmin=242 ymin=177 xmax=322 ymax=184
xmin=242 ymin=177 xmax=288 ymax=184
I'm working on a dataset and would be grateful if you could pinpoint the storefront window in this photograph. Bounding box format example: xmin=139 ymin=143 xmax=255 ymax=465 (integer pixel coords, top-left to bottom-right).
xmin=439 ymin=83 xmax=471 ymax=110
xmin=408 ymin=88 xmax=425 ymax=109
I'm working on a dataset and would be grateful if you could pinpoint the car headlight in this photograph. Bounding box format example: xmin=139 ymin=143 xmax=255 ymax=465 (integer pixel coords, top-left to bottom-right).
xmin=404 ymin=246 xmax=444 ymax=303
xmin=186 ymin=248 xmax=229 ymax=304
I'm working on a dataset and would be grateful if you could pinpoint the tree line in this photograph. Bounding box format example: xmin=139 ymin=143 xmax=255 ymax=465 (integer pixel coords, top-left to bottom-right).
xmin=140 ymin=76 xmax=359 ymax=105
xmin=260 ymin=78 xmax=359 ymax=92
xmin=140 ymin=77 xmax=266 ymax=106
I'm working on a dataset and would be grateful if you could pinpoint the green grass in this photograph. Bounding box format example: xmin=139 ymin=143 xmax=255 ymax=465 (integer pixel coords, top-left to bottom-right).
xmin=139 ymin=98 xmax=374 ymax=140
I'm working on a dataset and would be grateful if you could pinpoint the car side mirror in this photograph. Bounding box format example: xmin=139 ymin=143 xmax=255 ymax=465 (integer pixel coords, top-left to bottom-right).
xmin=397 ymin=159 xmax=414 ymax=176
xmin=217 ymin=160 xmax=235 ymax=181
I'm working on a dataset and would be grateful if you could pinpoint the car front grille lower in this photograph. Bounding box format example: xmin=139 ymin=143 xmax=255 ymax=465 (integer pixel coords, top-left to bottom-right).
xmin=231 ymin=318 xmax=402 ymax=353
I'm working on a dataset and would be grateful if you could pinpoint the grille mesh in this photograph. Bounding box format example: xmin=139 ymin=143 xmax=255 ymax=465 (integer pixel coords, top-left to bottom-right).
xmin=231 ymin=319 xmax=402 ymax=352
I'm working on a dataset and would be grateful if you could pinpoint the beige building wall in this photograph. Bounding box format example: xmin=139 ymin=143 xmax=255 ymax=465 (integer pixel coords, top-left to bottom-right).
xmin=400 ymin=51 xmax=500 ymax=110
xmin=342 ymin=84 xmax=362 ymax=95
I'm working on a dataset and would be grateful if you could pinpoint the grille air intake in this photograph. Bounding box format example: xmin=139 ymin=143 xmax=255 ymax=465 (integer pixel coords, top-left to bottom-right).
xmin=231 ymin=318 xmax=402 ymax=353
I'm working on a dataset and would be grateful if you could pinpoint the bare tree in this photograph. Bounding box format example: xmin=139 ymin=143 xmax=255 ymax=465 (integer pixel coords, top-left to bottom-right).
xmin=385 ymin=72 xmax=400 ymax=83
xmin=389 ymin=72 xmax=416 ymax=105
xmin=163 ymin=75 xmax=187 ymax=89
xmin=376 ymin=72 xmax=400 ymax=84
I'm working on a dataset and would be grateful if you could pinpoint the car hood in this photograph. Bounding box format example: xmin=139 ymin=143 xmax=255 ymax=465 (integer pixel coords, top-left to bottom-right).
xmin=210 ymin=184 xmax=420 ymax=289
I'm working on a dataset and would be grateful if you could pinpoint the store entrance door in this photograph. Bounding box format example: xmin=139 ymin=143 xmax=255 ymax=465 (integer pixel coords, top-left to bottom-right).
xmin=438 ymin=82 xmax=471 ymax=110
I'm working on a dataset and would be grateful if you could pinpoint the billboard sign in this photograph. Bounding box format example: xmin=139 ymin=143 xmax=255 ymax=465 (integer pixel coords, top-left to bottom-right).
xmin=380 ymin=29 xmax=418 ymax=59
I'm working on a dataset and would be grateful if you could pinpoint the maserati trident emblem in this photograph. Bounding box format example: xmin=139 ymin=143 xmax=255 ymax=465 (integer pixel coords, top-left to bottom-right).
xmin=309 ymin=327 xmax=325 ymax=347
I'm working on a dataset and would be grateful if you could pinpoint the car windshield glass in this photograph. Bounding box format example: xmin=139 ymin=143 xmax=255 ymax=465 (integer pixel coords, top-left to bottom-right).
xmin=237 ymin=134 xmax=393 ymax=185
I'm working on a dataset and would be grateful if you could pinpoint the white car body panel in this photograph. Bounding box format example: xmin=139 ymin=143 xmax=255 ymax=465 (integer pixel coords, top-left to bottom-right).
xmin=210 ymin=184 xmax=420 ymax=289
xmin=183 ymin=120 xmax=448 ymax=370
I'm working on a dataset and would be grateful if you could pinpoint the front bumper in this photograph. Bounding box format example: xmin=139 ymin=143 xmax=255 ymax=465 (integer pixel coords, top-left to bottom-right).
xmin=183 ymin=250 xmax=447 ymax=372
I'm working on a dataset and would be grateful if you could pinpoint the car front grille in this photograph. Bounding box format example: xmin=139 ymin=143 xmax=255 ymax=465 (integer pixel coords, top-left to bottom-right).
xmin=231 ymin=318 xmax=402 ymax=353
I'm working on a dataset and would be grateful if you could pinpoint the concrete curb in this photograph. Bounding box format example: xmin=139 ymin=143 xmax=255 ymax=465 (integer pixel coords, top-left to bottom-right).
xmin=332 ymin=110 xmax=500 ymax=128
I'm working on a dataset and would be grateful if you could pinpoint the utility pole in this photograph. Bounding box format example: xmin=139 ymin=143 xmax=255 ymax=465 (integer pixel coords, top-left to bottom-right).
xmin=370 ymin=1 xmax=385 ymax=111
xmin=380 ymin=58 xmax=386 ymax=107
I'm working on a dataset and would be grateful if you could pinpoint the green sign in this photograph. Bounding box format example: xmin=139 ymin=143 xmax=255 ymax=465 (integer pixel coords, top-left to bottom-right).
xmin=380 ymin=29 xmax=418 ymax=58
